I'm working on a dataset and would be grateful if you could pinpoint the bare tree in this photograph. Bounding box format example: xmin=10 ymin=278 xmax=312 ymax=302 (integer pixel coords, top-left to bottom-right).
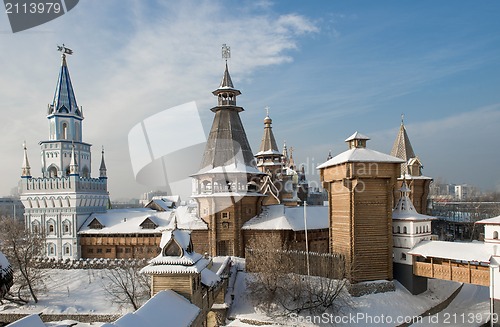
xmin=0 ymin=216 xmax=46 ymax=303
xmin=103 ymin=262 xmax=150 ymax=310
xmin=247 ymin=234 xmax=349 ymax=315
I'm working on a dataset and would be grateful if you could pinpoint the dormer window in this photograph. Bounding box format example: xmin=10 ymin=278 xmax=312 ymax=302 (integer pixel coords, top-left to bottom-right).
xmin=140 ymin=217 xmax=158 ymax=230
xmin=88 ymin=218 xmax=104 ymax=230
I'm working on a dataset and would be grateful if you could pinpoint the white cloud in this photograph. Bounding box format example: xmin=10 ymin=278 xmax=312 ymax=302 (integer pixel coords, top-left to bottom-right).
xmin=0 ymin=0 xmax=318 ymax=199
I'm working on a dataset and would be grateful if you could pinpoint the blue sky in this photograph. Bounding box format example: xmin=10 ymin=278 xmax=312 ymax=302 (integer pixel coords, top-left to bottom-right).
xmin=0 ymin=1 xmax=499 ymax=199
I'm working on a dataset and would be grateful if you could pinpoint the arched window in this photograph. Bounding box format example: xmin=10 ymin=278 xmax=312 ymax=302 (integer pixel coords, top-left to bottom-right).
xmin=62 ymin=122 xmax=68 ymax=139
xmin=63 ymin=244 xmax=71 ymax=256
xmin=494 ymin=231 xmax=498 ymax=240
xmin=403 ymin=226 xmax=407 ymax=234
xmin=48 ymin=243 xmax=56 ymax=256
xmin=32 ymin=221 xmax=40 ymax=234
xmin=401 ymin=253 xmax=407 ymax=261
xmin=63 ymin=220 xmax=71 ymax=234
xmin=48 ymin=165 xmax=58 ymax=178
xmin=47 ymin=220 xmax=55 ymax=235
xmin=397 ymin=226 xmax=401 ymax=234
xmin=82 ymin=166 xmax=89 ymax=178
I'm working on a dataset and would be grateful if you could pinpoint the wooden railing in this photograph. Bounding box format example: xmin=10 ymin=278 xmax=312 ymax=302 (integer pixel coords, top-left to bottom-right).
xmin=413 ymin=260 xmax=489 ymax=286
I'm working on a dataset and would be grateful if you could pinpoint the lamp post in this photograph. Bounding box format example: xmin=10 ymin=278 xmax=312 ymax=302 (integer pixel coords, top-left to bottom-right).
xmin=490 ymin=263 xmax=499 ymax=327
xmin=304 ymin=201 xmax=310 ymax=276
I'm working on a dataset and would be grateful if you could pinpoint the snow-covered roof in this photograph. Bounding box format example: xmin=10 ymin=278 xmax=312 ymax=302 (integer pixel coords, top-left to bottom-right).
xmin=78 ymin=206 xmax=207 ymax=235
xmin=476 ymin=215 xmax=500 ymax=225
xmin=141 ymin=228 xmax=221 ymax=287
xmin=5 ymin=314 xmax=45 ymax=327
xmin=242 ymin=204 xmax=329 ymax=231
xmin=345 ymin=131 xmax=370 ymax=142
xmin=255 ymin=149 xmax=282 ymax=156
xmin=393 ymin=183 xmax=436 ymax=221
xmin=192 ymin=192 xmax=266 ymax=198
xmin=193 ymin=161 xmax=264 ymax=176
xmin=112 ymin=290 xmax=200 ymax=327
xmin=317 ymin=147 xmax=404 ymax=169
xmin=408 ymin=240 xmax=492 ymax=263
xmin=399 ymin=173 xmax=433 ymax=180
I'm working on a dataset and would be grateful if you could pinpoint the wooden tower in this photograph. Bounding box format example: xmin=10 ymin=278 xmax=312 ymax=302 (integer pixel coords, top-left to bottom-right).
xmin=318 ymin=132 xmax=404 ymax=283
xmin=191 ymin=47 xmax=265 ymax=257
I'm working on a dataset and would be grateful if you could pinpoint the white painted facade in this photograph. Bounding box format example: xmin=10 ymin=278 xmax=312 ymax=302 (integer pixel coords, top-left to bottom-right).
xmin=19 ymin=54 xmax=109 ymax=260
xmin=392 ymin=182 xmax=435 ymax=265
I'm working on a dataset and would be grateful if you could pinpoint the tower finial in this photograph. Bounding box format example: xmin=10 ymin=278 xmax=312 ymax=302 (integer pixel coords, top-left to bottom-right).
xmin=57 ymin=44 xmax=73 ymax=56
xmin=401 ymin=113 xmax=404 ymax=125
xmin=222 ymin=44 xmax=231 ymax=62
xmin=265 ymin=106 xmax=270 ymax=117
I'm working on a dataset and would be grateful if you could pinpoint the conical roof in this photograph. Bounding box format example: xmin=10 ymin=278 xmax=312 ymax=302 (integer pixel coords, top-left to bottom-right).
xmin=391 ymin=120 xmax=416 ymax=175
xmin=198 ymin=63 xmax=257 ymax=172
xmin=256 ymin=113 xmax=280 ymax=155
xmin=50 ymin=54 xmax=81 ymax=117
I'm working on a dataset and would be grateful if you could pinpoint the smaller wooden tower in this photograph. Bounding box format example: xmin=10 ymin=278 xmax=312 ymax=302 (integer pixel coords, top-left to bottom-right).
xmin=318 ymin=132 xmax=404 ymax=283
xmin=141 ymin=226 xmax=220 ymax=308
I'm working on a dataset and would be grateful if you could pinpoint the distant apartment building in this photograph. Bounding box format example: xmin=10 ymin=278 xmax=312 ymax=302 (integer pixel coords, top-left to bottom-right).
xmin=0 ymin=197 xmax=24 ymax=220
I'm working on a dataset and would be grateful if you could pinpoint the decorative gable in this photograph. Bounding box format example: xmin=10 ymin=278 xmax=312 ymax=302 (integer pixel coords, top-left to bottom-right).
xmin=163 ymin=239 xmax=183 ymax=257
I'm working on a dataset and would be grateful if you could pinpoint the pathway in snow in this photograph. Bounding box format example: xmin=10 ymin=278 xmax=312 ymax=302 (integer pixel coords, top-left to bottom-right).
xmin=410 ymin=284 xmax=490 ymax=327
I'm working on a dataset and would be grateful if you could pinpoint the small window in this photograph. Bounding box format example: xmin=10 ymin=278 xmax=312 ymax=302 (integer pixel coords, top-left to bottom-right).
xmin=125 ymin=248 xmax=131 ymax=253
xmin=403 ymin=226 xmax=407 ymax=234
xmin=222 ymin=222 xmax=230 ymax=229
xmin=87 ymin=248 xmax=94 ymax=253
xmin=64 ymin=246 xmax=70 ymax=255
xmin=494 ymin=231 xmax=499 ymax=240
xmin=397 ymin=226 xmax=401 ymax=234
xmin=222 ymin=212 xmax=229 ymax=219
xmin=105 ymin=248 xmax=112 ymax=253
xmin=96 ymin=248 xmax=103 ymax=254
xmin=49 ymin=224 xmax=55 ymax=234
xmin=401 ymin=253 xmax=407 ymax=261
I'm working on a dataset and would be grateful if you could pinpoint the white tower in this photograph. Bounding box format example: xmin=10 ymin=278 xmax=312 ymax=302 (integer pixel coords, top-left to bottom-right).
xmin=392 ymin=180 xmax=435 ymax=294
xmin=19 ymin=48 xmax=109 ymax=259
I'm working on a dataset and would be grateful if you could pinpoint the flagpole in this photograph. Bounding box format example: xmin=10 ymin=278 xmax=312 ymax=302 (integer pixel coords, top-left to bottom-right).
xmin=304 ymin=201 xmax=310 ymax=276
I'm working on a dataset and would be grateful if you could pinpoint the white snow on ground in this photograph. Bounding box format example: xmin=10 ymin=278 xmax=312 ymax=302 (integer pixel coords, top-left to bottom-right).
xmin=411 ymin=284 xmax=490 ymax=326
xmin=0 ymin=269 xmax=142 ymax=327
xmin=226 ymin=270 xmax=490 ymax=327
xmin=0 ymin=266 xmax=491 ymax=327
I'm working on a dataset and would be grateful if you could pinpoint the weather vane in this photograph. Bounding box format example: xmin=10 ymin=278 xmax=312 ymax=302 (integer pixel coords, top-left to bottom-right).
xmin=222 ymin=44 xmax=230 ymax=61
xmin=265 ymin=106 xmax=270 ymax=117
xmin=57 ymin=44 xmax=73 ymax=55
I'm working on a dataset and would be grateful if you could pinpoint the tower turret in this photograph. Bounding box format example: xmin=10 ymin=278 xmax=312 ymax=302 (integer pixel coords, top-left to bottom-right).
xmin=69 ymin=143 xmax=79 ymax=176
xmin=390 ymin=115 xmax=432 ymax=214
xmin=21 ymin=142 xmax=31 ymax=178
xmin=99 ymin=146 xmax=107 ymax=179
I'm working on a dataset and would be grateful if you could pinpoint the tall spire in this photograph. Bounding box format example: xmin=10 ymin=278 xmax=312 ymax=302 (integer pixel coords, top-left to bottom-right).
xmin=390 ymin=115 xmax=416 ymax=175
xmin=69 ymin=143 xmax=79 ymax=175
xmin=99 ymin=146 xmax=107 ymax=179
xmin=258 ymin=107 xmax=279 ymax=154
xmin=199 ymin=45 xmax=254 ymax=170
xmin=21 ymin=142 xmax=31 ymax=178
xmin=49 ymin=49 xmax=81 ymax=118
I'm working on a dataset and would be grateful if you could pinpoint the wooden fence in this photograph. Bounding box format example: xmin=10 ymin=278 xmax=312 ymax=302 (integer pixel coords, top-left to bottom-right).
xmin=245 ymin=248 xmax=345 ymax=279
